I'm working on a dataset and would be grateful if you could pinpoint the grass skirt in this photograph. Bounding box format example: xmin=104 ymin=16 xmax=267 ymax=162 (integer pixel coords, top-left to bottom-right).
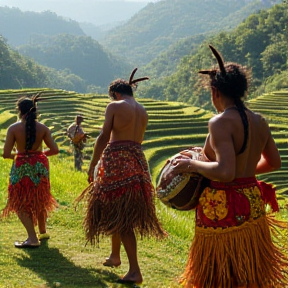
xmin=2 ymin=151 xmax=57 ymax=225
xmin=76 ymin=141 xmax=166 ymax=245
xmin=181 ymin=178 xmax=288 ymax=288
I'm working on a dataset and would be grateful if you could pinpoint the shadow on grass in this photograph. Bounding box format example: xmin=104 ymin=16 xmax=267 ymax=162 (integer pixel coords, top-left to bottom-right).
xmin=14 ymin=240 xmax=121 ymax=288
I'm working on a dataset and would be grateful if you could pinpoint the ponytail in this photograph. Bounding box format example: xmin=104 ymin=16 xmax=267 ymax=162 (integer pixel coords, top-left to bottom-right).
xmin=17 ymin=93 xmax=42 ymax=151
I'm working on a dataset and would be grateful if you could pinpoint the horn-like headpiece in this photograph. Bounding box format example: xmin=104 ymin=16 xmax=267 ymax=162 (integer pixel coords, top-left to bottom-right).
xmin=129 ymin=68 xmax=149 ymax=85
xmin=198 ymin=44 xmax=226 ymax=76
xmin=26 ymin=92 xmax=43 ymax=114
xmin=31 ymin=92 xmax=42 ymax=106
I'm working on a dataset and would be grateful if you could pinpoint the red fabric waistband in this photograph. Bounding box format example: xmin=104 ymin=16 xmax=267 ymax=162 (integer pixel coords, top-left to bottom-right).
xmin=210 ymin=177 xmax=258 ymax=189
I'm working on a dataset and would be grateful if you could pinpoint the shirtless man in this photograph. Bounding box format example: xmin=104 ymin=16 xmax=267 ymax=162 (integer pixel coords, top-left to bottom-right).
xmin=77 ymin=69 xmax=166 ymax=284
xmin=2 ymin=94 xmax=59 ymax=247
xmin=172 ymin=45 xmax=286 ymax=287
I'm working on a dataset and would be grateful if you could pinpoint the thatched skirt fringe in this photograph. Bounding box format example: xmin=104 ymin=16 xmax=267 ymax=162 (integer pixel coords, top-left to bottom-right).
xmin=2 ymin=152 xmax=57 ymax=225
xmin=77 ymin=182 xmax=166 ymax=245
xmin=2 ymin=179 xmax=57 ymax=225
xmin=181 ymin=216 xmax=288 ymax=288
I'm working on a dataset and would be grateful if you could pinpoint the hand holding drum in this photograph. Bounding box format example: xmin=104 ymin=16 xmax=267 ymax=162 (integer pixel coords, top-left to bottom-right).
xmin=156 ymin=147 xmax=209 ymax=211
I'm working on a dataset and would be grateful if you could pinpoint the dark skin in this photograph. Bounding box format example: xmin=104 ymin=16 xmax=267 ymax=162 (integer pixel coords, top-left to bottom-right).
xmin=87 ymin=91 xmax=148 ymax=284
xmin=173 ymin=88 xmax=281 ymax=181
xmin=2 ymin=113 xmax=59 ymax=246
xmin=3 ymin=115 xmax=59 ymax=159
xmin=88 ymin=91 xmax=148 ymax=182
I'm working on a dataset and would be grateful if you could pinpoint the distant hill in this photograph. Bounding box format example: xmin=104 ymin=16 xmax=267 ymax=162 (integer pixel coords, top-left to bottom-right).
xmin=99 ymin=0 xmax=281 ymax=66
xmin=138 ymin=2 xmax=288 ymax=111
xmin=0 ymin=6 xmax=132 ymax=92
xmin=0 ymin=36 xmax=87 ymax=92
xmin=17 ymin=34 xmax=132 ymax=89
xmin=0 ymin=7 xmax=85 ymax=47
xmin=142 ymin=34 xmax=205 ymax=79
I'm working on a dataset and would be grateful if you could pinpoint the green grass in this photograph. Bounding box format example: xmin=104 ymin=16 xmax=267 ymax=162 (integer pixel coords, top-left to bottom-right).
xmin=1 ymin=88 xmax=288 ymax=287
xmin=0 ymin=156 xmax=196 ymax=288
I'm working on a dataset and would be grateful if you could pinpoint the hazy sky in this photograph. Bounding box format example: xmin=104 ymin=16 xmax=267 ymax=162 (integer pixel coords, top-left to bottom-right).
xmin=0 ymin=0 xmax=160 ymax=25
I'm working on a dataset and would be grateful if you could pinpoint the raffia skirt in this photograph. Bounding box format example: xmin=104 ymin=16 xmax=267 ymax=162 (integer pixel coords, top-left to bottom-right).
xmin=181 ymin=177 xmax=288 ymax=288
xmin=2 ymin=151 xmax=57 ymax=225
xmin=76 ymin=141 xmax=166 ymax=245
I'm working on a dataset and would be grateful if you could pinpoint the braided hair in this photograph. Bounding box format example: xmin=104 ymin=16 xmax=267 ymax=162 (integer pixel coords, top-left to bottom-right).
xmin=16 ymin=93 xmax=41 ymax=151
xmin=199 ymin=45 xmax=250 ymax=154
xmin=108 ymin=68 xmax=149 ymax=100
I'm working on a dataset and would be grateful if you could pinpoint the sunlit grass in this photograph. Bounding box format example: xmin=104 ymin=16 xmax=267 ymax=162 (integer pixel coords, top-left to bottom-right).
xmin=0 ymin=88 xmax=288 ymax=287
xmin=0 ymin=156 xmax=195 ymax=288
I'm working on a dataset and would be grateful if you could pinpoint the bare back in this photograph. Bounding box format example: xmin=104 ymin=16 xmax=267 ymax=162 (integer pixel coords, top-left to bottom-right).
xmin=204 ymin=108 xmax=276 ymax=178
xmin=109 ymin=98 xmax=148 ymax=143
xmin=3 ymin=120 xmax=58 ymax=158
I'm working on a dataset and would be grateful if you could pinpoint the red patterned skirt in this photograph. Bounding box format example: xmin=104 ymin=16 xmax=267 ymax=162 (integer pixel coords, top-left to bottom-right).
xmin=2 ymin=151 xmax=57 ymax=225
xmin=76 ymin=140 xmax=166 ymax=244
xmin=181 ymin=177 xmax=288 ymax=288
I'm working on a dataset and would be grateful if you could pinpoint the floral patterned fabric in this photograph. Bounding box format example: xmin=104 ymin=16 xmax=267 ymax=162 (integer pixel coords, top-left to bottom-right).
xmin=181 ymin=177 xmax=288 ymax=288
xmin=196 ymin=177 xmax=278 ymax=228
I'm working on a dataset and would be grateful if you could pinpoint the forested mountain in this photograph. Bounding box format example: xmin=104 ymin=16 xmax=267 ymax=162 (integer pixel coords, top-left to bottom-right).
xmin=0 ymin=0 xmax=286 ymax=99
xmin=138 ymin=2 xmax=288 ymax=111
xmin=17 ymin=34 xmax=132 ymax=89
xmin=0 ymin=6 xmax=132 ymax=92
xmin=100 ymin=0 xmax=281 ymax=66
xmin=142 ymin=34 xmax=205 ymax=79
xmin=0 ymin=7 xmax=85 ymax=47
xmin=0 ymin=36 xmax=87 ymax=92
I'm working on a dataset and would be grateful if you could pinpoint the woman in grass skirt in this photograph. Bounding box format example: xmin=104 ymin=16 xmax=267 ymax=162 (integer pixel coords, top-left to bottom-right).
xmin=172 ymin=45 xmax=288 ymax=287
xmin=2 ymin=93 xmax=59 ymax=248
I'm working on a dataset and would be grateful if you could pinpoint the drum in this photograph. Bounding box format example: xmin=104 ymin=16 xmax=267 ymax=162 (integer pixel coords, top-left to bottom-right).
xmin=156 ymin=147 xmax=209 ymax=211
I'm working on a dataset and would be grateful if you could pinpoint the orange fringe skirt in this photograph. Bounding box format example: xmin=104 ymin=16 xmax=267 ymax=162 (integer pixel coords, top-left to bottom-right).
xmin=181 ymin=178 xmax=288 ymax=288
xmin=76 ymin=141 xmax=166 ymax=245
xmin=2 ymin=151 xmax=57 ymax=225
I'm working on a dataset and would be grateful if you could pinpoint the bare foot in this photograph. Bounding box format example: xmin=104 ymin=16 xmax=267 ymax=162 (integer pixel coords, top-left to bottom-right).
xmin=103 ymin=257 xmax=121 ymax=268
xmin=119 ymin=271 xmax=143 ymax=284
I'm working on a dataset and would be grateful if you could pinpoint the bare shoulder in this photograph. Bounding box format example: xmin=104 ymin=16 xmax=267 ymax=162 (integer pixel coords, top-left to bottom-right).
xmin=8 ymin=121 xmax=20 ymax=129
xmin=106 ymin=101 xmax=118 ymax=110
xmin=208 ymin=114 xmax=225 ymax=128
xmin=136 ymin=101 xmax=146 ymax=110
xmin=7 ymin=121 xmax=23 ymax=133
xmin=249 ymin=110 xmax=270 ymax=129
xmin=36 ymin=121 xmax=50 ymax=132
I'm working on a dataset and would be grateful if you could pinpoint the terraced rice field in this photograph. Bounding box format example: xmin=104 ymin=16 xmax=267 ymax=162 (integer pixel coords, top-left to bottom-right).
xmin=247 ymin=91 xmax=288 ymax=198
xmin=0 ymin=88 xmax=287 ymax=197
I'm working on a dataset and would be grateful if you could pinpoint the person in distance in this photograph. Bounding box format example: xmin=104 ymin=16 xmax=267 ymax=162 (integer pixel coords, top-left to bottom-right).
xmin=67 ymin=114 xmax=88 ymax=171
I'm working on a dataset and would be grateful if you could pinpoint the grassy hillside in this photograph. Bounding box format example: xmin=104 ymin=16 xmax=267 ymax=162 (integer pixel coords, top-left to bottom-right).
xmin=17 ymin=34 xmax=131 ymax=90
xmin=0 ymin=88 xmax=287 ymax=195
xmin=139 ymin=2 xmax=288 ymax=110
xmin=0 ymin=88 xmax=287 ymax=287
xmin=100 ymin=0 xmax=280 ymax=65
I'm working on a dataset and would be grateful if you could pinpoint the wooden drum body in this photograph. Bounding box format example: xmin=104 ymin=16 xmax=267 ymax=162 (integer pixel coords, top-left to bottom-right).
xmin=156 ymin=147 xmax=209 ymax=211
